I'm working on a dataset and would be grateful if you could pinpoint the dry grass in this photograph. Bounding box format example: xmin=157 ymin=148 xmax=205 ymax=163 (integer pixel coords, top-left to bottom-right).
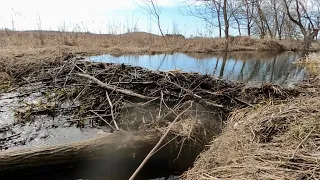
xmin=183 ymin=96 xmax=320 ymax=179
xmin=296 ymin=52 xmax=320 ymax=78
xmin=0 ymin=30 xmax=315 ymax=56
xmin=183 ymin=52 xmax=320 ymax=180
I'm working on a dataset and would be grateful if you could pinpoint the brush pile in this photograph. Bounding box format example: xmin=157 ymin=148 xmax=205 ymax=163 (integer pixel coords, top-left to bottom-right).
xmin=0 ymin=54 xmax=300 ymax=152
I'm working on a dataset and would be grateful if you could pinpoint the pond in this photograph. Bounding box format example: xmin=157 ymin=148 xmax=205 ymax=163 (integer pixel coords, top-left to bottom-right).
xmin=88 ymin=51 xmax=307 ymax=87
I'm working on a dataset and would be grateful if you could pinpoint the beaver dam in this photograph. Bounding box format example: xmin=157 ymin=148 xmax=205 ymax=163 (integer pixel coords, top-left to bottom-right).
xmin=88 ymin=51 xmax=307 ymax=86
xmin=0 ymin=54 xmax=304 ymax=179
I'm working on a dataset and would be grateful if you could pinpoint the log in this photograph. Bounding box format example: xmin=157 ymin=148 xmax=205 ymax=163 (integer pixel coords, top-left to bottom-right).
xmin=0 ymin=130 xmax=160 ymax=178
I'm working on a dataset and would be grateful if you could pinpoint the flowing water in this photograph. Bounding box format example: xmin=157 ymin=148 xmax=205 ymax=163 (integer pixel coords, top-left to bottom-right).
xmin=88 ymin=51 xmax=307 ymax=87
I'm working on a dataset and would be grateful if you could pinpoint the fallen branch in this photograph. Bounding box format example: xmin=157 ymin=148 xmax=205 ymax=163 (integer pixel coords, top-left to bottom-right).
xmin=76 ymin=73 xmax=153 ymax=100
xmin=129 ymin=101 xmax=193 ymax=180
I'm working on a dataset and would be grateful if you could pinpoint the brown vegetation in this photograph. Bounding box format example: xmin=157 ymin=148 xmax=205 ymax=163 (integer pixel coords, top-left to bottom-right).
xmin=0 ymin=30 xmax=318 ymax=58
xmin=183 ymin=96 xmax=320 ymax=179
xmin=183 ymin=53 xmax=320 ymax=180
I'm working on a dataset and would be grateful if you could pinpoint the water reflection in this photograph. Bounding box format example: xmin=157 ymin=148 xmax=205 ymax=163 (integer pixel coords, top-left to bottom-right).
xmin=88 ymin=52 xmax=307 ymax=86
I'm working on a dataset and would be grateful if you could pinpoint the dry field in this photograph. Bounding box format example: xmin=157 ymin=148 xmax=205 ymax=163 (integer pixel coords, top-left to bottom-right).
xmin=1 ymin=30 xmax=319 ymax=56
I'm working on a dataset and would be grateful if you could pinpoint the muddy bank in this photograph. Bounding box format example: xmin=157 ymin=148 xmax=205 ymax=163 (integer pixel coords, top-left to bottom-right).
xmin=0 ymin=83 xmax=102 ymax=151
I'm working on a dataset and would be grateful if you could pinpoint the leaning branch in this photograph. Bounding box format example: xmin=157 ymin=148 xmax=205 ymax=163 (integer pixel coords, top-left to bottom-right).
xmin=76 ymin=73 xmax=153 ymax=100
xmin=129 ymin=101 xmax=193 ymax=180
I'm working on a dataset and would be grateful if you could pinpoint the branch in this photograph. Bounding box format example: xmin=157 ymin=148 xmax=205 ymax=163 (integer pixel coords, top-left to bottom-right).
xmin=76 ymin=73 xmax=153 ymax=100
xmin=129 ymin=101 xmax=193 ymax=180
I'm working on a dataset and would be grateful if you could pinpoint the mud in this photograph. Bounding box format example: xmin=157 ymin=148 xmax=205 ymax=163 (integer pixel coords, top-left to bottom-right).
xmin=0 ymin=85 xmax=103 ymax=151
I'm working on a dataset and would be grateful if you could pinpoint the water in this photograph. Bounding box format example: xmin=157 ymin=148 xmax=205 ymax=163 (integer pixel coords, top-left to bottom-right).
xmin=88 ymin=51 xmax=307 ymax=86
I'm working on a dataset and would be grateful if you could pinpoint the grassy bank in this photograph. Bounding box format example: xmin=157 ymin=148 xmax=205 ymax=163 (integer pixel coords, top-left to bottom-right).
xmin=183 ymin=53 xmax=320 ymax=179
xmin=1 ymin=30 xmax=319 ymax=56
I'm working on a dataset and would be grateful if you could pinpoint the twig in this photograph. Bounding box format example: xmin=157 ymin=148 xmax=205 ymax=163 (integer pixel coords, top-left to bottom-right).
xmin=106 ymin=91 xmax=119 ymax=131
xmin=129 ymin=101 xmax=193 ymax=180
xmin=142 ymin=97 xmax=160 ymax=106
xmin=76 ymin=73 xmax=153 ymax=100
xmin=89 ymin=110 xmax=115 ymax=131
xmin=232 ymin=96 xmax=254 ymax=107
xmin=72 ymin=61 xmax=85 ymax=73
xmin=199 ymin=99 xmax=224 ymax=108
xmin=291 ymin=127 xmax=315 ymax=159
xmin=157 ymin=91 xmax=164 ymax=118
xmin=0 ymin=133 xmax=21 ymax=141
xmin=166 ymin=79 xmax=202 ymax=98
xmin=72 ymin=81 xmax=92 ymax=105
xmin=110 ymin=81 xmax=153 ymax=85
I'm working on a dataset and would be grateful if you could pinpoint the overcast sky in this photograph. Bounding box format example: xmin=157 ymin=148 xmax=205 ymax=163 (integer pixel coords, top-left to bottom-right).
xmin=0 ymin=0 xmax=207 ymax=36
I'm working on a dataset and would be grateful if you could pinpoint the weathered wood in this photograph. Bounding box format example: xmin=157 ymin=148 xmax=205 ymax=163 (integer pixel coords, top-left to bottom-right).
xmin=0 ymin=130 xmax=159 ymax=173
xmin=77 ymin=73 xmax=154 ymax=100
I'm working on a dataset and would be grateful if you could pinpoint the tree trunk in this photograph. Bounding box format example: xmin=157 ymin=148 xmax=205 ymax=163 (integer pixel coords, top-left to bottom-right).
xmin=303 ymin=29 xmax=320 ymax=50
xmin=236 ymin=19 xmax=242 ymax=36
xmin=218 ymin=15 xmax=222 ymax=38
xmin=223 ymin=0 xmax=229 ymax=39
xmin=0 ymin=131 xmax=160 ymax=177
xmin=223 ymin=0 xmax=229 ymax=51
xmin=247 ymin=23 xmax=251 ymax=36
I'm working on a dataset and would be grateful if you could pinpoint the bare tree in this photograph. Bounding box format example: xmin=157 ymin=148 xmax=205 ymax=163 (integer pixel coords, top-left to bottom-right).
xmin=255 ymin=0 xmax=273 ymax=38
xmin=282 ymin=0 xmax=320 ymax=50
xmin=182 ymin=0 xmax=224 ymax=37
xmin=223 ymin=0 xmax=229 ymax=38
xmin=137 ymin=0 xmax=168 ymax=47
xmin=270 ymin=0 xmax=286 ymax=40
xmin=242 ymin=0 xmax=255 ymax=36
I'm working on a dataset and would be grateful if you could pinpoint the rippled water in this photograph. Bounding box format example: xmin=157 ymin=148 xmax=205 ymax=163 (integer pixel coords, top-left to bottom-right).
xmin=88 ymin=51 xmax=307 ymax=86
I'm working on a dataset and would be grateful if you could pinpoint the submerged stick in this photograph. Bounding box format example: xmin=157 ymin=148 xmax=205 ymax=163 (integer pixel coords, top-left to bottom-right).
xmin=76 ymin=73 xmax=153 ymax=100
xmin=89 ymin=110 xmax=115 ymax=131
xmin=129 ymin=101 xmax=193 ymax=180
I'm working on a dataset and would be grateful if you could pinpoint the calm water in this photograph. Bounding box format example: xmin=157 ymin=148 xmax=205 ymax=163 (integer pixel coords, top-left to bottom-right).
xmin=88 ymin=51 xmax=307 ymax=86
